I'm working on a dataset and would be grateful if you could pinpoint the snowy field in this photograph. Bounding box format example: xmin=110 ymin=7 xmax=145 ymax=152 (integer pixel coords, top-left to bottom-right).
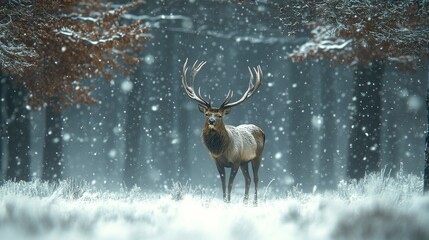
xmin=1 ymin=170 xmax=429 ymax=240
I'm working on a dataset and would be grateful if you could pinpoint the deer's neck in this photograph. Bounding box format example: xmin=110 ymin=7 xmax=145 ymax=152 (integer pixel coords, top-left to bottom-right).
xmin=202 ymin=124 xmax=230 ymax=156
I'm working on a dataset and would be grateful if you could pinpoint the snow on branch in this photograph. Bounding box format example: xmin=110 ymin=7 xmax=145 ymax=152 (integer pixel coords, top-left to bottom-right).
xmin=288 ymin=1 xmax=428 ymax=65
xmin=318 ymin=39 xmax=352 ymax=50
xmin=0 ymin=41 xmax=38 ymax=72
xmin=0 ymin=16 xmax=12 ymax=27
xmin=57 ymin=27 xmax=150 ymax=46
xmin=290 ymin=25 xmax=354 ymax=62
xmin=70 ymin=16 xmax=99 ymax=22
xmin=122 ymin=14 xmax=191 ymax=22
xmin=57 ymin=28 xmax=126 ymax=45
xmin=0 ymin=0 xmax=148 ymax=108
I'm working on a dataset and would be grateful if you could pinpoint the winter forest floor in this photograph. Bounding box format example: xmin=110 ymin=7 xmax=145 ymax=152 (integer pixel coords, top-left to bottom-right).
xmin=1 ymin=170 xmax=428 ymax=240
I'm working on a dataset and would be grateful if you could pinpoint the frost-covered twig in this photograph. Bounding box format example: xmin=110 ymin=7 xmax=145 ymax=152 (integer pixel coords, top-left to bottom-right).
xmin=167 ymin=181 xmax=197 ymax=201
xmin=263 ymin=178 xmax=275 ymax=202
xmin=122 ymin=13 xmax=191 ymax=21
xmin=0 ymin=16 xmax=12 ymax=27
xmin=57 ymin=28 xmax=127 ymax=45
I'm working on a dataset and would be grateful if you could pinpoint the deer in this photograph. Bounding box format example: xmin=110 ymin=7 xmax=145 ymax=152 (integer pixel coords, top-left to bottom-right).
xmin=181 ymin=59 xmax=265 ymax=205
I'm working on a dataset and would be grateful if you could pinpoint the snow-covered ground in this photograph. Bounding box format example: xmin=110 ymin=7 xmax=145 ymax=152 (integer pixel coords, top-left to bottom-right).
xmin=1 ymin=170 xmax=428 ymax=240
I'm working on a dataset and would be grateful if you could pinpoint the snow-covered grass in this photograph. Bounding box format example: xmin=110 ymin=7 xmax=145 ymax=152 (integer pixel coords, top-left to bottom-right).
xmin=1 ymin=170 xmax=428 ymax=240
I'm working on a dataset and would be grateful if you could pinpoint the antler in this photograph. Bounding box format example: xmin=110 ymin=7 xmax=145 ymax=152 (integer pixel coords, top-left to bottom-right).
xmin=220 ymin=65 xmax=262 ymax=109
xmin=181 ymin=58 xmax=211 ymax=108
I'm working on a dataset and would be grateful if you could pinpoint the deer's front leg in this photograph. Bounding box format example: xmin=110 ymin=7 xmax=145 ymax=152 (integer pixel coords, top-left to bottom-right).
xmin=227 ymin=164 xmax=240 ymax=203
xmin=215 ymin=161 xmax=227 ymax=201
xmin=240 ymin=163 xmax=251 ymax=204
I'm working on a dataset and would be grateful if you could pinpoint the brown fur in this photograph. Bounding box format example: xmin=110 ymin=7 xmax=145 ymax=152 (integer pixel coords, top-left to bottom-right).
xmin=181 ymin=60 xmax=264 ymax=205
xmin=200 ymin=108 xmax=265 ymax=205
xmin=202 ymin=125 xmax=230 ymax=157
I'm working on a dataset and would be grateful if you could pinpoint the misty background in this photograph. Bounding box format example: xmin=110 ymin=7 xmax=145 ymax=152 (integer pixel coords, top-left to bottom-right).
xmin=1 ymin=1 xmax=427 ymax=193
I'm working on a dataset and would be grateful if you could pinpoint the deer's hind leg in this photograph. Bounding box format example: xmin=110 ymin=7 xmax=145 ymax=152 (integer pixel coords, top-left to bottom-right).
xmin=251 ymin=156 xmax=262 ymax=206
xmin=240 ymin=162 xmax=251 ymax=204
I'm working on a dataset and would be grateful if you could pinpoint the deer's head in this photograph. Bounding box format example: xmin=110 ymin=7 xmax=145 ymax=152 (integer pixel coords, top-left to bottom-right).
xmin=181 ymin=59 xmax=262 ymax=129
xmin=198 ymin=107 xmax=230 ymax=130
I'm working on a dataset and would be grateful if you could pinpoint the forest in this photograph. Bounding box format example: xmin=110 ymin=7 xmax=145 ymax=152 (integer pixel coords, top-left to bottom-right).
xmin=0 ymin=1 xmax=429 ymax=239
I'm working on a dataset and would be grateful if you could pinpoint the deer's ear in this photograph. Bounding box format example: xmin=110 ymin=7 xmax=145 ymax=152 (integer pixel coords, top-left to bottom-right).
xmin=223 ymin=107 xmax=232 ymax=115
xmin=198 ymin=105 xmax=207 ymax=113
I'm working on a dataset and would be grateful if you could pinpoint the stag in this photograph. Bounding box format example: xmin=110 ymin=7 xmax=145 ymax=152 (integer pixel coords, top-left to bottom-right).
xmin=181 ymin=59 xmax=265 ymax=205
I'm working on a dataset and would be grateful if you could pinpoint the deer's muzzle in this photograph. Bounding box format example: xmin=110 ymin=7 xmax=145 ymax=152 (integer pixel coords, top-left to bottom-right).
xmin=208 ymin=116 xmax=216 ymax=125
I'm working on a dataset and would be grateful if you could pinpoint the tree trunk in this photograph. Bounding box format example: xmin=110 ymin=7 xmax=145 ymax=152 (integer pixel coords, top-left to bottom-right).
xmin=123 ymin=67 xmax=144 ymax=188
xmin=151 ymin=31 xmax=175 ymax=182
xmin=41 ymin=102 xmax=63 ymax=181
xmin=175 ymin=48 xmax=191 ymax=182
xmin=288 ymin=61 xmax=313 ymax=190
xmin=177 ymin=101 xmax=190 ymax=182
xmin=5 ymin=79 xmax=31 ymax=181
xmin=347 ymin=60 xmax=385 ymax=180
xmin=319 ymin=61 xmax=336 ymax=189
xmin=384 ymin=112 xmax=400 ymax=173
xmin=0 ymin=72 xmax=4 ymax=177
xmin=425 ymin=71 xmax=429 ymax=192
xmin=102 ymin=93 xmax=119 ymax=181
